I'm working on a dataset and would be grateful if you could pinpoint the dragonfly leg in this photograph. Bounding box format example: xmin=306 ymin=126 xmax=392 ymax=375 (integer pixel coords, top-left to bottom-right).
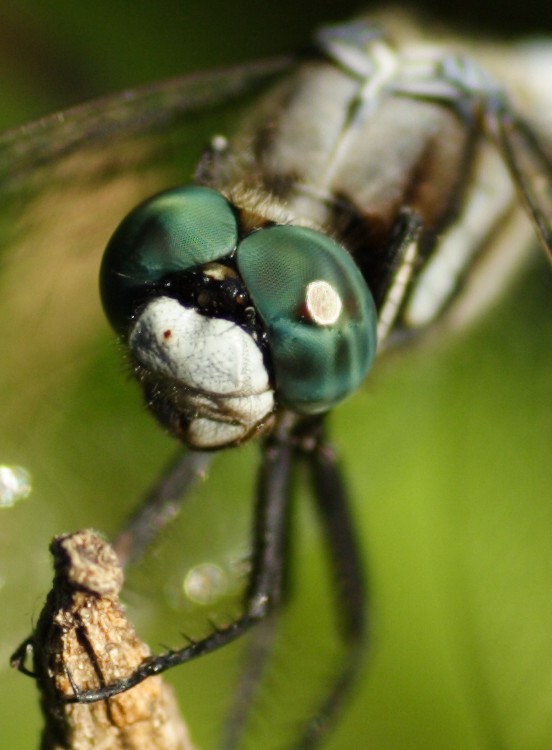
xmin=291 ymin=421 xmax=367 ymax=749
xmin=388 ymin=54 xmax=552 ymax=259
xmin=64 ymin=421 xmax=294 ymax=703
xmin=219 ymin=613 xmax=280 ymax=750
xmin=375 ymin=209 xmax=423 ymax=345
xmin=218 ymin=417 xmax=368 ymax=750
xmin=113 ymin=449 xmax=214 ymax=568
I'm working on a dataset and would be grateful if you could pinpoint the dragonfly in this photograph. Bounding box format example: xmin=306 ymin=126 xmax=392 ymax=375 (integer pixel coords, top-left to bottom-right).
xmin=2 ymin=11 xmax=552 ymax=750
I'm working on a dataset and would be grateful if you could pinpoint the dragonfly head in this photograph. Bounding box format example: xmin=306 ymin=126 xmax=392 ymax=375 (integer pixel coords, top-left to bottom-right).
xmin=100 ymin=186 xmax=378 ymax=449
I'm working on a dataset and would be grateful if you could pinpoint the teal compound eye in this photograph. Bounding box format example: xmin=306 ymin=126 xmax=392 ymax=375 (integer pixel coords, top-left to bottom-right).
xmin=236 ymin=225 xmax=378 ymax=414
xmin=100 ymin=185 xmax=238 ymax=334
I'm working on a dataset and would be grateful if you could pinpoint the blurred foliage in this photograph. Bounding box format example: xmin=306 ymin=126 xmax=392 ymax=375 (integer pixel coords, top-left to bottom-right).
xmin=0 ymin=2 xmax=551 ymax=749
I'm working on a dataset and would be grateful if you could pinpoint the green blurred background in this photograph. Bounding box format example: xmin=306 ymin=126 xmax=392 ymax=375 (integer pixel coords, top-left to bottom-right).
xmin=1 ymin=2 xmax=551 ymax=749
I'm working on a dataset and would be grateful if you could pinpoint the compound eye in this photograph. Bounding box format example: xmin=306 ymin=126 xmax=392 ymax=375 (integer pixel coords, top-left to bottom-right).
xmin=236 ymin=225 xmax=377 ymax=413
xmin=100 ymin=186 xmax=238 ymax=334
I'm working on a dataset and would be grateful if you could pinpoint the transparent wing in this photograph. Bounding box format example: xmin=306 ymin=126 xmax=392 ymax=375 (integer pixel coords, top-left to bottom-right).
xmin=0 ymin=55 xmax=292 ymax=259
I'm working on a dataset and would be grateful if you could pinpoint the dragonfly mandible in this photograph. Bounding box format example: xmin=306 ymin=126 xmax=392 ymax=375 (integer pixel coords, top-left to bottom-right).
xmin=2 ymin=11 xmax=552 ymax=750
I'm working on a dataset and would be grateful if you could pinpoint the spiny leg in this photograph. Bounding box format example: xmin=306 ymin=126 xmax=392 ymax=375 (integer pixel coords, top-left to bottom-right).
xmin=216 ymin=421 xmax=299 ymax=748
xmin=8 ymin=451 xmax=211 ymax=688
xmin=221 ymin=418 xmax=368 ymax=750
xmin=65 ymin=416 xmax=368 ymax=750
xmin=67 ymin=419 xmax=295 ymax=703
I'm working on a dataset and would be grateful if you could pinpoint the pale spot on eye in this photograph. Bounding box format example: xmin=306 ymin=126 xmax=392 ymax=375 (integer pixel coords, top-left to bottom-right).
xmin=305 ymin=280 xmax=342 ymax=325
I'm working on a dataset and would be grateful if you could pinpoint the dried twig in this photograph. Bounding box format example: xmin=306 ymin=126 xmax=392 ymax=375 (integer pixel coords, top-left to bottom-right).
xmin=12 ymin=529 xmax=196 ymax=750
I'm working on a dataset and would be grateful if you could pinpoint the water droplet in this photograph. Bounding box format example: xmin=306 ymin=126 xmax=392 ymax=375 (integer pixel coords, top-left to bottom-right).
xmin=0 ymin=465 xmax=32 ymax=507
xmin=184 ymin=563 xmax=227 ymax=605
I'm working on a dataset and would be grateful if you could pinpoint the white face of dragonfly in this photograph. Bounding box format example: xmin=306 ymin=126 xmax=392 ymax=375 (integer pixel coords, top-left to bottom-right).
xmin=129 ymin=297 xmax=274 ymax=448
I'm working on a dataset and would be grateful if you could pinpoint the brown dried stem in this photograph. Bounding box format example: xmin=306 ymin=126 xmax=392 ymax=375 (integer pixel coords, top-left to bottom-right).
xmin=12 ymin=529 xmax=196 ymax=750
